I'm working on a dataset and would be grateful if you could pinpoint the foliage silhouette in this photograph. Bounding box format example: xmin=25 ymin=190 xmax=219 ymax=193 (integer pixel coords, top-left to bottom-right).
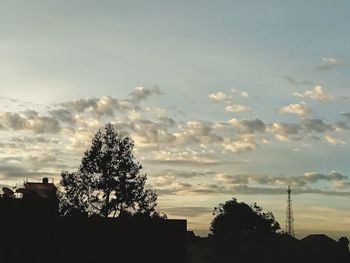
xmin=59 ymin=123 xmax=161 ymax=218
xmin=210 ymin=197 xmax=280 ymax=239
xmin=208 ymin=198 xmax=281 ymax=262
xmin=339 ymin=236 xmax=349 ymax=250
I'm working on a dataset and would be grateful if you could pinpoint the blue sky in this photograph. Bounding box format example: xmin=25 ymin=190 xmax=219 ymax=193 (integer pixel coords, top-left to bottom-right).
xmin=1 ymin=1 xmax=350 ymax=237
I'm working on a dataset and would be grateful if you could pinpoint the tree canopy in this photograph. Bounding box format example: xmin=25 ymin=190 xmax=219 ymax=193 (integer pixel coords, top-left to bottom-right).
xmin=59 ymin=123 xmax=160 ymax=218
xmin=210 ymin=197 xmax=280 ymax=239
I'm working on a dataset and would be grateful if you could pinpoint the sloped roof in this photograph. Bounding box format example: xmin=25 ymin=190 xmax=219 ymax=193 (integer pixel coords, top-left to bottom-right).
xmin=301 ymin=234 xmax=340 ymax=252
xmin=302 ymin=234 xmax=337 ymax=245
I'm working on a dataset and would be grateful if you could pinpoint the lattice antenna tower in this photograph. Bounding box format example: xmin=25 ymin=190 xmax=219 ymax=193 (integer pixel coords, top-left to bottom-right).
xmin=285 ymin=185 xmax=295 ymax=237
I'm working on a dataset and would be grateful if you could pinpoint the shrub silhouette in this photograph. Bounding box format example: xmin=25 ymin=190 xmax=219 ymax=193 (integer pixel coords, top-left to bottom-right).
xmin=210 ymin=197 xmax=280 ymax=239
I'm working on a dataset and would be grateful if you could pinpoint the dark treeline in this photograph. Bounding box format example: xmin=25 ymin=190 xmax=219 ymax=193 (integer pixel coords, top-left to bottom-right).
xmin=188 ymin=198 xmax=350 ymax=263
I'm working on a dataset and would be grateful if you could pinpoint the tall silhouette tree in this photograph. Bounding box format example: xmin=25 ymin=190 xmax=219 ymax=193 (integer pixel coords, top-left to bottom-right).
xmin=210 ymin=197 xmax=280 ymax=239
xmin=59 ymin=123 xmax=159 ymax=218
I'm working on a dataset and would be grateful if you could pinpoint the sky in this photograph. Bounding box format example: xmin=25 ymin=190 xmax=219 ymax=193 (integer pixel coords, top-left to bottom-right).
xmin=1 ymin=0 xmax=350 ymax=238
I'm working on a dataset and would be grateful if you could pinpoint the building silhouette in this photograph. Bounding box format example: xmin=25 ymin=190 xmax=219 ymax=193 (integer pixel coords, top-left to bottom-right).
xmin=0 ymin=177 xmax=187 ymax=263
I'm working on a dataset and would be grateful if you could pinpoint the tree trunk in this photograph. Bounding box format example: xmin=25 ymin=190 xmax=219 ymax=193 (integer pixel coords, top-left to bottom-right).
xmin=104 ymin=190 xmax=110 ymax=217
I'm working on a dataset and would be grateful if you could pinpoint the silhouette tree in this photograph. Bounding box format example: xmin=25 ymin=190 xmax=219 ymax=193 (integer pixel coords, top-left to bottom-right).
xmin=338 ymin=236 xmax=349 ymax=250
xmin=210 ymin=197 xmax=280 ymax=239
xmin=59 ymin=123 xmax=160 ymax=218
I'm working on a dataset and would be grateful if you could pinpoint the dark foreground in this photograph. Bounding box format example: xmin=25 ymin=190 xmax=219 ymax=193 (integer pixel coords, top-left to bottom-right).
xmin=0 ymin=216 xmax=187 ymax=263
xmin=187 ymin=233 xmax=350 ymax=263
xmin=0 ymin=214 xmax=348 ymax=263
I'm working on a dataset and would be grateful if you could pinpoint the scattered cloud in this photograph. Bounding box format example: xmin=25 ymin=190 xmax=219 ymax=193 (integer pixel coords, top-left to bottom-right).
xmin=208 ymin=91 xmax=230 ymax=102
xmin=227 ymin=118 xmax=266 ymax=133
xmin=229 ymin=185 xmax=350 ymax=196
xmin=316 ymin=57 xmax=342 ymax=70
xmin=293 ymin=86 xmax=334 ymax=101
xmin=304 ymin=171 xmax=346 ymax=182
xmin=59 ymin=96 xmax=137 ymax=118
xmin=215 ymin=174 xmax=249 ymax=185
xmin=0 ymin=88 xmax=350 ymax=201
xmin=0 ymin=111 xmax=60 ymax=134
xmin=240 ymin=91 xmax=250 ymax=98
xmin=302 ymin=119 xmax=333 ymax=133
xmin=334 ymin=121 xmax=350 ymax=131
xmin=0 ymin=164 xmax=56 ymax=181
xmin=269 ymin=122 xmax=301 ymax=142
xmin=279 ymin=102 xmax=311 ymax=117
xmin=324 ymin=135 xmax=345 ymax=145
xmin=155 ymin=173 xmax=350 ymax=197
xmin=129 ymin=86 xmax=162 ymax=102
xmin=339 ymin=112 xmax=350 ymax=121
xmin=143 ymin=150 xmax=221 ymax=166
xmin=149 ymin=169 xmax=215 ymax=179
xmin=270 ymin=122 xmax=301 ymax=135
xmin=214 ymin=171 xmax=347 ymax=189
xmin=283 ymin=76 xmax=314 ymax=86
xmin=225 ymin=104 xmax=250 ymax=112
xmin=160 ymin=206 xmax=212 ymax=217
xmin=222 ymin=135 xmax=257 ymax=153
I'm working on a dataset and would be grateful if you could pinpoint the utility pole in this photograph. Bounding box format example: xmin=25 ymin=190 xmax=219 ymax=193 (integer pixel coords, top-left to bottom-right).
xmin=286 ymin=185 xmax=295 ymax=237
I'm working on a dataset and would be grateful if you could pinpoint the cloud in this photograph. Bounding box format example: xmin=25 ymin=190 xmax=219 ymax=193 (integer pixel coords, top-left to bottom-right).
xmin=228 ymin=118 xmax=266 ymax=133
xmin=160 ymin=206 xmax=212 ymax=217
xmin=1 ymin=87 xmax=350 ymax=202
xmin=269 ymin=123 xmax=301 ymax=141
xmin=293 ymin=86 xmax=334 ymax=101
xmin=249 ymin=175 xmax=306 ymax=187
xmin=208 ymin=91 xmax=230 ymax=102
xmin=143 ymin=157 xmax=244 ymax=167
xmin=48 ymin=109 xmax=76 ymax=125
xmin=283 ymin=76 xmax=313 ymax=86
xmin=302 ymin=119 xmax=333 ymax=133
xmin=127 ymin=118 xmax=176 ymax=149
xmin=0 ymin=112 xmax=28 ymax=130
xmin=24 ymin=111 xmax=61 ymax=134
xmin=322 ymin=57 xmax=338 ymax=63
xmin=60 ymin=96 xmax=137 ymax=118
xmin=171 ymin=183 xmax=227 ymax=196
xmin=223 ymin=135 xmax=257 ymax=153
xmin=229 ymin=185 xmax=350 ymax=196
xmin=240 ymin=91 xmax=250 ymax=98
xmin=150 ymin=169 xmax=215 ymax=179
xmin=339 ymin=112 xmax=350 ymax=121
xmin=11 ymin=136 xmax=53 ymax=144
xmin=334 ymin=121 xmax=350 ymax=131
xmin=304 ymin=171 xmax=347 ymax=182
xmin=316 ymin=57 xmax=342 ymax=70
xmin=151 ymin=169 xmax=350 ymax=197
xmin=225 ymin=104 xmax=250 ymax=112
xmin=215 ymin=171 xmax=348 ymax=189
xmin=142 ymin=150 xmax=221 ymax=166
xmin=174 ymin=121 xmax=223 ymax=145
xmin=333 ymin=181 xmax=350 ymax=189
xmin=269 ymin=122 xmax=301 ymax=135
xmin=0 ymin=111 xmax=60 ymax=134
xmin=279 ymin=102 xmax=311 ymax=117
xmin=215 ymin=174 xmax=249 ymax=185
xmin=0 ymin=164 xmax=56 ymax=180
xmin=324 ymin=135 xmax=345 ymax=145
xmin=129 ymin=86 xmax=162 ymax=102
xmin=157 ymin=182 xmax=350 ymax=197
xmin=149 ymin=175 xmax=177 ymax=187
